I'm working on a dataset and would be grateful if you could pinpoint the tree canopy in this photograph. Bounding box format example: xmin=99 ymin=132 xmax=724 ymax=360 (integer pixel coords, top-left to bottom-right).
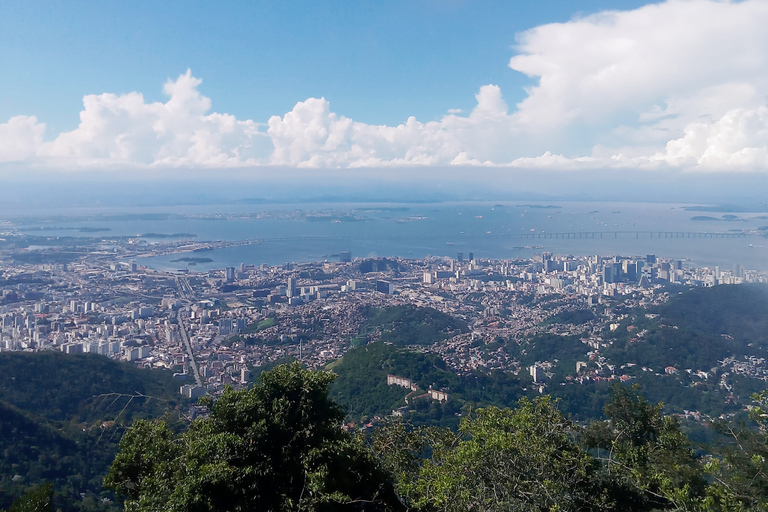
xmin=105 ymin=363 xmax=401 ymax=512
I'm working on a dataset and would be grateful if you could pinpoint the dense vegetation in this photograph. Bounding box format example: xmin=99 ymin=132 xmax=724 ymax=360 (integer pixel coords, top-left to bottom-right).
xmin=107 ymin=363 xmax=768 ymax=511
xmin=105 ymin=363 xmax=400 ymax=512
xmin=328 ymin=342 xmax=463 ymax=423
xmin=0 ymin=353 xmax=182 ymax=511
xmin=359 ymin=306 xmax=468 ymax=346
xmin=605 ymin=284 xmax=768 ymax=371
xmin=595 ymin=284 xmax=768 ymax=415
xmin=0 ymin=352 xmax=180 ymax=423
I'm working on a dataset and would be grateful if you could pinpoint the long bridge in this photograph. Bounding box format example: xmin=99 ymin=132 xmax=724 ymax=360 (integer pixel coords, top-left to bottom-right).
xmin=227 ymin=230 xmax=752 ymax=244
xmin=141 ymin=230 xmax=757 ymax=258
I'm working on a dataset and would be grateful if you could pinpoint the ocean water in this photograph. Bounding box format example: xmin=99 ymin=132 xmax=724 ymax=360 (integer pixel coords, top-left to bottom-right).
xmin=4 ymin=201 xmax=767 ymax=271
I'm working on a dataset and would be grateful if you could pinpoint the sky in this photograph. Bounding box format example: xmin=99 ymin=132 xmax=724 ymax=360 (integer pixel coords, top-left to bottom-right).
xmin=2 ymin=0 xmax=768 ymax=179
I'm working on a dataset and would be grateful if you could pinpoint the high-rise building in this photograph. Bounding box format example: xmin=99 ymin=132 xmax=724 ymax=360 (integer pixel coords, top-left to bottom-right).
xmin=287 ymin=277 xmax=297 ymax=297
xmin=603 ymin=262 xmax=621 ymax=284
xmin=225 ymin=267 xmax=236 ymax=282
xmin=219 ymin=318 xmax=234 ymax=335
xmin=376 ymin=280 xmax=394 ymax=294
xmin=529 ymin=364 xmax=545 ymax=383
xmin=339 ymin=251 xmax=352 ymax=263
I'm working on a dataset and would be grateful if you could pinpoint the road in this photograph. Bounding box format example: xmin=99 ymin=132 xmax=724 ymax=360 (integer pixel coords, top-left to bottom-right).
xmin=178 ymin=308 xmax=203 ymax=388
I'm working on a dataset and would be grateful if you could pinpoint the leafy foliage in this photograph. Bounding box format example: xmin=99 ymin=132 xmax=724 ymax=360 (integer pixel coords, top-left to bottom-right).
xmin=105 ymin=363 xmax=401 ymax=512
xmin=360 ymin=306 xmax=468 ymax=346
xmin=6 ymin=482 xmax=54 ymax=512
xmin=703 ymin=390 xmax=768 ymax=510
xmin=582 ymin=384 xmax=707 ymax=510
xmin=374 ymin=398 xmax=612 ymax=512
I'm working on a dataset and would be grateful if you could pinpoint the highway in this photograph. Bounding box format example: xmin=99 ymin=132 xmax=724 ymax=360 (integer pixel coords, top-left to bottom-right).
xmin=174 ymin=277 xmax=201 ymax=387
xmin=177 ymin=308 xmax=203 ymax=388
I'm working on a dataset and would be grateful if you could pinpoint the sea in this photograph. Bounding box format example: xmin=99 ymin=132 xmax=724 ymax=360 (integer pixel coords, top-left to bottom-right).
xmin=3 ymin=201 xmax=767 ymax=272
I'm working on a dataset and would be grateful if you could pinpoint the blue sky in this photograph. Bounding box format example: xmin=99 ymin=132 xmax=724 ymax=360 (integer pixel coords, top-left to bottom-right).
xmin=2 ymin=0 xmax=768 ymax=173
xmin=2 ymin=0 xmax=650 ymax=130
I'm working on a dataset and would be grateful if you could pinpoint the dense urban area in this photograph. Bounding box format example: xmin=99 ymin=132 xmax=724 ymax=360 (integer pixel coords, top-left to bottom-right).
xmin=2 ymin=231 xmax=767 ymax=408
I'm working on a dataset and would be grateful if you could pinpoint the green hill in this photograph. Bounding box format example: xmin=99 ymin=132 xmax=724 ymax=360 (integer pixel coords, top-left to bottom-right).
xmin=603 ymin=284 xmax=768 ymax=371
xmin=328 ymin=342 xmax=459 ymax=419
xmin=587 ymin=283 xmax=768 ymax=416
xmin=331 ymin=285 xmax=768 ymax=424
xmin=0 ymin=351 xmax=181 ymax=423
xmin=359 ymin=305 xmax=469 ymax=346
xmin=0 ymin=352 xmax=183 ymax=511
xmin=0 ymin=400 xmax=123 ymax=511
xmin=328 ymin=342 xmax=530 ymax=427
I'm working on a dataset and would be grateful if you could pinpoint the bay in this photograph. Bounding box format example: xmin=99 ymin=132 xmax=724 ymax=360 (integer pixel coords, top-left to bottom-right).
xmin=5 ymin=201 xmax=767 ymax=271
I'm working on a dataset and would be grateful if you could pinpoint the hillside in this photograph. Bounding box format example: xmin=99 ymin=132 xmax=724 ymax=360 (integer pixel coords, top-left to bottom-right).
xmin=0 ymin=352 xmax=183 ymax=511
xmin=0 ymin=351 xmax=181 ymax=423
xmin=328 ymin=342 xmax=461 ymax=420
xmin=328 ymin=342 xmax=531 ymax=426
xmin=359 ymin=305 xmax=469 ymax=346
xmin=603 ymin=284 xmax=768 ymax=371
xmin=0 ymin=401 xmax=123 ymax=511
xmin=330 ymin=285 xmax=768 ymax=424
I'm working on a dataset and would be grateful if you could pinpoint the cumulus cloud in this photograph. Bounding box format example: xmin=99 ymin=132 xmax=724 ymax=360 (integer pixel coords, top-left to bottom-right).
xmin=509 ymin=0 xmax=768 ymax=159
xmin=265 ymin=84 xmax=517 ymax=168
xmin=18 ymin=70 xmax=272 ymax=169
xmin=658 ymin=106 xmax=768 ymax=168
xmin=0 ymin=116 xmax=45 ymax=162
xmin=4 ymin=0 xmax=768 ymax=171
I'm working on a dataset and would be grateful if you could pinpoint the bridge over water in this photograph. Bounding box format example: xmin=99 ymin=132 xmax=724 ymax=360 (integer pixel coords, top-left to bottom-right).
xmin=222 ymin=230 xmax=753 ymax=246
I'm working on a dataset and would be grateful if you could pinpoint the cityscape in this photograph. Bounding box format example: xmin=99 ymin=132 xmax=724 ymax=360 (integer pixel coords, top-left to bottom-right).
xmin=3 ymin=233 xmax=766 ymax=406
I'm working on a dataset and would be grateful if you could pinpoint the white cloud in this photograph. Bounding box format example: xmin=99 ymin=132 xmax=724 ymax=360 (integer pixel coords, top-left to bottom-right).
xmin=266 ymin=84 xmax=517 ymax=168
xmin=0 ymin=116 xmax=45 ymax=162
xmin=33 ymin=70 xmax=271 ymax=169
xmin=657 ymin=106 xmax=768 ymax=168
xmin=509 ymin=0 xmax=768 ymax=152
xmin=3 ymin=0 xmax=768 ymax=172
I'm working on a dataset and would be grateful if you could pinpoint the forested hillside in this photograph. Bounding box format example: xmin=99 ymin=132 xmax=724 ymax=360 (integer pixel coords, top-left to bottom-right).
xmin=359 ymin=305 xmax=469 ymax=345
xmin=0 ymin=353 xmax=182 ymax=511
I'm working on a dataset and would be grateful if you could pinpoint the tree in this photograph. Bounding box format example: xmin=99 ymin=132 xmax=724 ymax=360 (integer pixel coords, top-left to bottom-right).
xmin=582 ymin=384 xmax=706 ymax=511
xmin=105 ymin=362 xmax=402 ymax=512
xmin=703 ymin=390 xmax=768 ymax=511
xmin=374 ymin=397 xmax=611 ymax=512
xmin=6 ymin=483 xmax=54 ymax=512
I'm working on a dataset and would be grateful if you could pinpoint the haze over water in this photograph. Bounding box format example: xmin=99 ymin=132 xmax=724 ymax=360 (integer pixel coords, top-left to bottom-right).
xmin=7 ymin=201 xmax=767 ymax=272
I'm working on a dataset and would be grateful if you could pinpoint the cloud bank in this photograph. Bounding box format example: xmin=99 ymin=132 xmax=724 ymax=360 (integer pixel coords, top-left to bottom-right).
xmin=3 ymin=0 xmax=768 ymax=172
